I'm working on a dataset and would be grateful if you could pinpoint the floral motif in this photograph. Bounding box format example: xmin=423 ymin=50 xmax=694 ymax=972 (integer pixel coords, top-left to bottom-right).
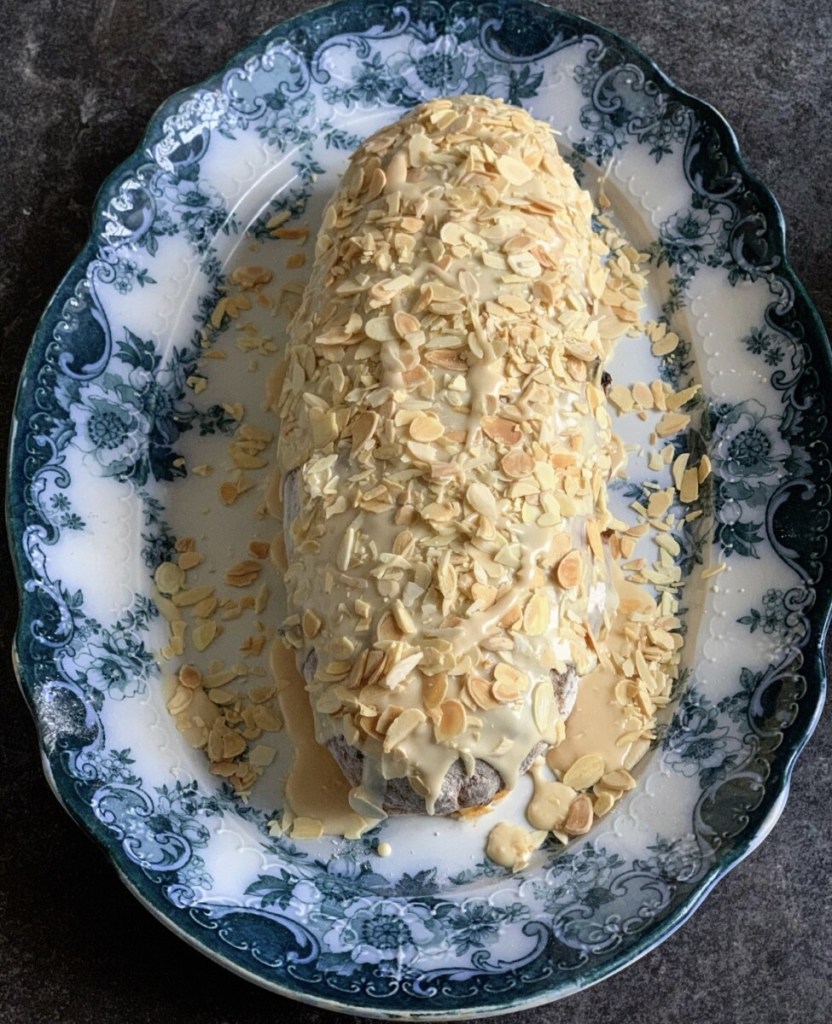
xmin=738 ymin=588 xmax=792 ymax=636
xmin=662 ymin=689 xmax=745 ymax=786
xmin=57 ymin=593 xmax=158 ymax=704
xmin=402 ymin=35 xmax=470 ymax=92
xmin=320 ymin=897 xmax=444 ymax=966
xmin=742 ymin=327 xmax=787 ymax=367
xmin=707 ymin=398 xmax=792 ymax=558
xmin=68 ymin=374 xmax=153 ymax=478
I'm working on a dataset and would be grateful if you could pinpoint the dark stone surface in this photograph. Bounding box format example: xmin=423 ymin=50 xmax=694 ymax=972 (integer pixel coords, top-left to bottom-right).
xmin=0 ymin=1 xmax=829 ymax=1022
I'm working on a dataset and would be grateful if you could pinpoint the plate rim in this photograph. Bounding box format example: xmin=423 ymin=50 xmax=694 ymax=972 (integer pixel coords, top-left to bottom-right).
xmin=6 ymin=0 xmax=832 ymax=1016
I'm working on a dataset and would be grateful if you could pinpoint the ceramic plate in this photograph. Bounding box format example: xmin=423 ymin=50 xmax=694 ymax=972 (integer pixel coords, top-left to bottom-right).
xmin=8 ymin=0 xmax=831 ymax=1017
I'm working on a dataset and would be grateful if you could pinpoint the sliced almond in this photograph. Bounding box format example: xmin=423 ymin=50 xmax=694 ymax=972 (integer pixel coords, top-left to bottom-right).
xmin=680 ymin=467 xmax=700 ymax=503
xmin=501 ymin=450 xmax=535 ymax=479
xmin=492 ymin=663 xmax=530 ymax=702
xmin=532 ymin=682 xmax=555 ymax=733
xmin=593 ymin=790 xmax=616 ymax=817
xmin=392 ymin=599 xmax=417 ymax=635
xmin=423 ymin=672 xmax=448 ymax=710
xmin=496 ymin=154 xmax=534 ymax=185
xmin=586 ymin=520 xmax=604 ymax=560
xmin=523 ymin=592 xmax=550 ymax=636
xmin=192 ymin=621 xmax=220 ymax=651
xmin=409 ymin=414 xmax=444 ymax=442
xmin=556 ymin=550 xmax=582 ymax=589
xmin=564 ymin=794 xmax=594 ymax=835
xmin=467 ymin=675 xmax=500 ymax=710
xmin=601 ymin=768 xmax=637 ymax=791
xmin=482 ymin=416 xmax=521 ymax=446
xmin=225 ymin=560 xmax=263 ymax=587
xmin=393 ymin=310 xmax=420 ymax=337
xmin=424 ymin=348 xmax=467 ymax=371
xmin=436 ymin=699 xmax=467 ymax=740
xmin=155 ymin=561 xmax=184 ymax=596
xmin=351 ymin=410 xmax=379 ymax=451
xmin=562 ymin=753 xmax=605 ymax=791
xmin=383 ymin=707 xmax=426 ymax=752
xmin=466 ymin=481 xmax=497 ymax=519
xmin=302 ymin=609 xmax=322 ymax=639
xmin=377 ymin=611 xmax=404 ymax=642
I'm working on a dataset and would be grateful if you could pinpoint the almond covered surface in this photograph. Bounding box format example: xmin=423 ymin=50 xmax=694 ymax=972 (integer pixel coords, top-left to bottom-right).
xmin=271 ymin=95 xmax=658 ymax=820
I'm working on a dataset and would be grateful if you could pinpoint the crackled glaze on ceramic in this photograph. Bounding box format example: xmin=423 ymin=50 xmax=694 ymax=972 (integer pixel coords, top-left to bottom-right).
xmin=8 ymin=0 xmax=830 ymax=1017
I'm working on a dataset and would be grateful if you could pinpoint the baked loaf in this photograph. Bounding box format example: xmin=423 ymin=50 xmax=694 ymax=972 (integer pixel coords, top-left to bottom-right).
xmin=274 ymin=96 xmax=629 ymax=818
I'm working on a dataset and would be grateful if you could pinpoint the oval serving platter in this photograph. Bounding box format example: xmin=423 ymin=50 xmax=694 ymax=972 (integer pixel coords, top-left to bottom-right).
xmin=7 ymin=0 xmax=831 ymax=1017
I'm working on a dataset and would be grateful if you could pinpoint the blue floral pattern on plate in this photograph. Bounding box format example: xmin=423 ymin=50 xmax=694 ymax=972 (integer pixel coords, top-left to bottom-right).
xmin=8 ymin=0 xmax=831 ymax=1016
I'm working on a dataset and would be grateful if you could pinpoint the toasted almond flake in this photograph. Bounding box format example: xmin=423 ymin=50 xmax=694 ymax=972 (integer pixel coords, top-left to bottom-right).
xmin=466 ymin=481 xmax=497 ymax=520
xmin=651 ymin=331 xmax=679 ymax=357
xmin=155 ymin=561 xmax=184 ymax=596
xmin=393 ymin=310 xmax=420 ymax=337
xmin=492 ymin=663 xmax=530 ymax=702
xmin=383 ymin=651 xmax=424 ymax=689
xmin=167 ymin=685 xmax=193 ymax=716
xmin=586 ymin=519 xmax=604 ymax=560
xmin=496 ymin=154 xmax=534 ymax=185
xmin=252 ymin=704 xmax=283 ymax=731
xmin=424 ymin=348 xmax=467 ymax=371
xmin=523 ymin=592 xmax=550 ymax=636
xmin=207 ymin=687 xmax=236 ymax=706
xmin=271 ymin=225 xmax=309 ymax=242
xmin=556 ymin=550 xmax=582 ymax=590
xmin=422 ymin=500 xmax=456 ymax=523
xmin=672 ymin=452 xmax=690 ymax=493
xmin=219 ymin=481 xmax=240 ymax=506
xmin=225 ymin=560 xmax=263 ymax=587
xmin=500 ymin=450 xmax=535 ymax=479
xmin=249 ymin=744 xmax=277 ymax=767
xmin=647 ymin=489 xmax=673 ymax=518
xmin=656 ymin=411 xmax=691 ymax=437
xmin=383 ymin=707 xmax=427 ymax=752
xmin=422 ymin=672 xmax=448 ymax=710
xmin=666 ymin=384 xmax=701 ymax=411
xmin=409 ymin=414 xmax=444 ymax=442
xmin=178 ymin=664 xmax=202 ymax=689
xmin=532 ymin=683 xmax=555 ymax=733
xmin=482 ymin=415 xmax=521 ymax=446
xmin=178 ymin=550 xmax=202 ymax=572
xmin=680 ymin=467 xmax=700 ymax=503
xmin=563 ymin=753 xmax=605 ymax=790
xmin=392 ymin=600 xmax=418 ymax=635
xmin=564 ymin=794 xmax=594 ymax=835
xmin=172 ymin=585 xmax=215 ymax=608
xmin=436 ymin=699 xmax=467 ymax=740
xmin=466 ymin=674 xmax=499 ymax=710
xmin=631 ymin=381 xmax=654 ymax=409
xmin=608 ymin=385 xmax=634 ymax=413
xmin=698 ymin=454 xmax=713 ymax=482
xmin=593 ymin=790 xmax=616 ymax=817
xmin=248 ymin=540 xmax=271 ymax=560
xmin=193 ymin=620 xmax=220 ymax=652
xmin=230 ymin=264 xmax=273 ymax=289
xmin=266 ymin=209 xmax=291 ymax=230
xmin=302 ymin=609 xmax=322 ymax=639
xmin=601 ymin=769 xmax=637 ymax=791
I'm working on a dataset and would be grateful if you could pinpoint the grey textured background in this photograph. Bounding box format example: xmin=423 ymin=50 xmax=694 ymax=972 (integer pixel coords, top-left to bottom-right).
xmin=1 ymin=2 xmax=830 ymax=1022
